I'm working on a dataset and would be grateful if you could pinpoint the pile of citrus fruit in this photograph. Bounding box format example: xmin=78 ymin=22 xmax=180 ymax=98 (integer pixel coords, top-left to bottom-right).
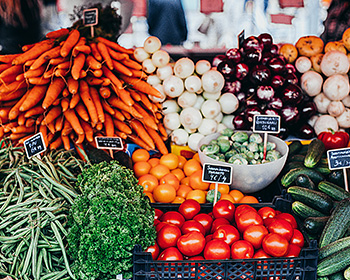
xmin=131 ymin=148 xmax=259 ymax=204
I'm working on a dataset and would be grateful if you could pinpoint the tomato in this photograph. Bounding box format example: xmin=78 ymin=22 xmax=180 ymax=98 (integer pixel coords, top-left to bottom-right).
xmin=210 ymin=217 xmax=230 ymax=233
xmin=177 ymin=231 xmax=206 ymax=257
xmin=205 ymin=234 xmax=213 ymax=243
xmin=154 ymin=209 xmax=164 ymax=221
xmin=267 ymin=218 xmax=294 ymax=241
xmin=178 ymin=199 xmax=201 ymax=220
xmin=146 ymin=242 xmax=160 ymax=260
xmin=262 ymin=233 xmax=289 ymax=257
xmin=284 ymin=244 xmax=301 ymax=258
xmin=157 ymin=224 xmax=182 ymax=249
xmin=231 ymin=240 xmax=254 ymax=259
xmin=276 ymin=212 xmax=298 ymax=229
xmin=243 ymin=224 xmax=269 ymax=249
xmin=253 ymin=248 xmax=271 ymax=259
xmin=258 ymin=207 xmax=276 ymax=220
xmin=236 ymin=209 xmax=263 ymax=233
xmin=212 ymin=224 xmax=240 ymax=246
xmin=156 ymin=221 xmax=168 ymax=232
xmin=212 ymin=200 xmax=235 ymax=222
xmin=157 ymin=247 xmax=183 ymax=261
xmin=203 ymin=239 xmax=231 ymax=260
xmin=160 ymin=211 xmax=185 ymax=228
xmin=181 ymin=220 xmax=206 ymax=235
xmin=290 ymin=229 xmax=305 ymax=248
xmin=263 ymin=217 xmax=275 ymax=227
xmin=235 ymin=204 xmax=257 ymax=220
xmin=193 ymin=213 xmax=213 ymax=235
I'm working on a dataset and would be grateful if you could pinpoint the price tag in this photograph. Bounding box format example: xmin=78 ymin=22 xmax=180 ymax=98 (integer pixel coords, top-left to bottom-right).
xmin=238 ymin=30 xmax=245 ymax=49
xmin=95 ymin=136 xmax=123 ymax=150
xmin=253 ymin=115 xmax=280 ymax=134
xmin=327 ymin=148 xmax=350 ymax=170
xmin=83 ymin=8 xmax=98 ymax=26
xmin=24 ymin=132 xmax=46 ymax=159
xmin=202 ymin=163 xmax=232 ymax=185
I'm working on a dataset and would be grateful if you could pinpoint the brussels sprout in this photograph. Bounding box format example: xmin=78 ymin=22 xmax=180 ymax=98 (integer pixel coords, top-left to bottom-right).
xmin=206 ymin=189 xmax=221 ymax=203
xmin=217 ymin=135 xmax=229 ymax=141
xmin=209 ymin=139 xmax=218 ymax=145
xmin=232 ymin=142 xmax=242 ymax=151
xmin=231 ymin=131 xmax=249 ymax=143
xmin=242 ymin=141 xmax=249 ymax=146
xmin=239 ymin=146 xmax=248 ymax=154
xmin=208 ymin=154 xmax=221 ymax=160
xmin=247 ymin=142 xmax=259 ymax=152
xmin=254 ymin=152 xmax=260 ymax=160
xmin=225 ymin=149 xmax=237 ymax=160
xmin=228 ymin=155 xmax=248 ymax=165
xmin=221 ymin=128 xmax=234 ymax=137
xmin=245 ymin=151 xmax=255 ymax=161
xmin=217 ymin=154 xmax=226 ymax=162
xmin=266 ymin=150 xmax=281 ymax=162
xmin=202 ymin=144 xmax=220 ymax=155
xmin=200 ymin=144 xmax=207 ymax=152
xmin=249 ymin=133 xmax=263 ymax=144
xmin=266 ymin=141 xmax=277 ymax=151
xmin=217 ymin=138 xmax=231 ymax=153
xmin=250 ymin=159 xmax=262 ymax=165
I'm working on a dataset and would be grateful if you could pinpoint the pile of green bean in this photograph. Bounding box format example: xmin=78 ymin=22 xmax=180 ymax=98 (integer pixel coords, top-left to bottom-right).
xmin=0 ymin=139 xmax=87 ymax=280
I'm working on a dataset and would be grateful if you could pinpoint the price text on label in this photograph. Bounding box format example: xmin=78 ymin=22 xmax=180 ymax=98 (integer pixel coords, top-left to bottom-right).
xmin=95 ymin=136 xmax=123 ymax=150
xmin=327 ymin=148 xmax=350 ymax=170
xmin=253 ymin=115 xmax=280 ymax=133
xmin=202 ymin=163 xmax=232 ymax=184
xmin=24 ymin=132 xmax=46 ymax=158
xmin=83 ymin=8 xmax=98 ymax=26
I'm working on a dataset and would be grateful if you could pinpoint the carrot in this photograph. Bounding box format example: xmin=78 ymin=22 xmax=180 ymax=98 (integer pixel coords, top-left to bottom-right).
xmin=72 ymin=37 xmax=87 ymax=57
xmin=71 ymin=52 xmax=86 ymax=80
xmin=75 ymin=132 xmax=85 ymax=144
xmin=139 ymin=92 xmax=155 ymax=111
xmin=113 ymin=119 xmax=132 ymax=134
xmin=46 ymin=121 xmax=56 ymax=134
xmin=158 ymin=123 xmax=168 ymax=139
xmin=86 ymin=76 xmax=104 ymax=86
xmin=28 ymin=77 xmax=51 ymax=85
xmin=96 ymin=37 xmax=134 ymax=54
xmin=148 ymin=128 xmax=169 ymax=155
xmin=8 ymin=91 xmax=30 ymax=120
xmin=0 ymin=107 xmax=11 ymax=119
xmin=91 ymin=69 xmax=103 ymax=77
xmin=129 ymin=69 xmax=147 ymax=79
xmin=42 ymin=77 xmax=66 ymax=109
xmin=49 ymin=57 xmax=68 ymax=66
xmin=133 ymin=103 xmax=158 ymax=130
xmin=90 ymin=42 xmax=102 ymax=62
xmin=121 ymin=110 xmax=131 ymax=120
xmin=23 ymin=65 xmax=46 ymax=78
xmin=99 ymin=86 xmax=111 ymax=99
xmin=104 ymin=113 xmax=114 ymax=137
xmin=67 ymin=76 xmax=79 ymax=94
xmin=19 ymin=84 xmax=48 ymax=112
xmin=10 ymin=132 xmax=29 ymax=141
xmin=90 ymin=87 xmax=105 ymax=123
xmin=114 ymin=131 xmax=127 ymax=139
xmin=121 ymin=75 xmax=163 ymax=98
xmin=0 ymin=54 xmax=19 ymax=64
xmin=55 ymin=116 xmax=64 ymax=131
xmin=102 ymin=78 xmax=111 ymax=86
xmin=35 ymin=115 xmax=44 ymax=125
xmin=57 ymin=61 xmax=71 ymax=69
xmin=129 ymin=119 xmax=155 ymax=150
xmin=128 ymin=134 xmax=153 ymax=151
xmin=30 ymin=45 xmax=61 ymax=70
xmin=108 ymin=48 xmax=129 ymax=61
xmin=24 ymin=106 xmax=45 ymax=118
xmin=73 ymin=142 xmax=87 ymax=162
xmin=52 ymin=99 xmax=60 ymax=106
xmin=17 ymin=113 xmax=26 ymax=126
xmin=0 ymin=127 xmax=4 ymax=138
xmin=60 ymin=29 xmax=80 ymax=57
xmin=63 ymin=109 xmax=84 ymax=135
xmin=22 ymin=43 xmax=36 ymax=52
xmin=79 ymin=79 xmax=98 ymax=125
xmin=101 ymin=100 xmax=115 ymax=116
xmin=75 ymin=102 xmax=90 ymax=122
xmin=80 ymin=120 xmax=94 ymax=142
xmin=0 ymin=65 xmax=23 ymax=79
xmin=79 ymin=70 xmax=87 ymax=79
xmin=61 ymin=133 xmax=71 ymax=150
xmin=39 ymin=124 xmax=49 ymax=147
xmin=15 ymin=73 xmax=25 ymax=82
xmin=25 ymin=117 xmax=35 ymax=128
xmin=49 ymin=136 xmax=63 ymax=150
xmin=112 ymin=59 xmax=133 ymax=76
xmin=62 ymin=119 xmax=73 ymax=136
xmin=46 ymin=28 xmax=69 ymax=39
xmin=62 ymin=88 xmax=69 ymax=98
xmin=96 ymin=122 xmax=103 ymax=131
xmin=116 ymin=87 xmax=134 ymax=106
xmin=69 ymin=92 xmax=80 ymax=109
xmin=86 ymin=55 xmax=102 ymax=69
xmin=3 ymin=121 xmax=18 ymax=133
xmin=97 ymin=42 xmax=113 ymax=70
xmin=61 ymin=97 xmax=70 ymax=112
xmin=102 ymin=66 xmax=123 ymax=89
xmin=55 ymin=68 xmax=69 ymax=77
xmin=74 ymin=45 xmax=91 ymax=56
xmin=120 ymin=58 xmax=142 ymax=70
xmin=11 ymin=125 xmax=35 ymax=134
xmin=108 ymin=94 xmax=142 ymax=118
xmin=129 ymin=89 xmax=141 ymax=101
xmin=41 ymin=106 xmax=62 ymax=125
xmin=13 ymin=40 xmax=54 ymax=65
xmin=0 ymin=80 xmax=26 ymax=94
xmin=43 ymin=68 xmax=55 ymax=79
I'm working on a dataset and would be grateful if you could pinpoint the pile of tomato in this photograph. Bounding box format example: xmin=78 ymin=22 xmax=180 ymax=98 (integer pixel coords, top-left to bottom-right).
xmin=146 ymin=199 xmax=305 ymax=261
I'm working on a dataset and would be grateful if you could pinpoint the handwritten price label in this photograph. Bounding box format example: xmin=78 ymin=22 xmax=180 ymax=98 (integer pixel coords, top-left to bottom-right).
xmin=327 ymin=148 xmax=350 ymax=170
xmin=202 ymin=163 xmax=232 ymax=185
xmin=253 ymin=115 xmax=280 ymax=133
xmin=24 ymin=132 xmax=46 ymax=158
xmin=95 ymin=136 xmax=123 ymax=150
xmin=83 ymin=8 xmax=98 ymax=26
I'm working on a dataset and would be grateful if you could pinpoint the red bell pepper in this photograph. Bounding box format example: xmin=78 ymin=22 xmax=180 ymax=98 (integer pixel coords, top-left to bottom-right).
xmin=317 ymin=128 xmax=350 ymax=151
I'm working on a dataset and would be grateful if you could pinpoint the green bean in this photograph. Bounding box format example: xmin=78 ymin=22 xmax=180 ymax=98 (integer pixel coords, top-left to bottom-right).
xmin=15 ymin=169 xmax=25 ymax=204
xmin=0 ymin=186 xmax=17 ymax=215
xmin=36 ymin=248 xmax=43 ymax=280
xmin=46 ymin=160 xmax=60 ymax=182
xmin=32 ymin=225 xmax=40 ymax=279
xmin=41 ymin=269 xmax=66 ymax=280
xmin=57 ymin=162 xmax=76 ymax=179
xmin=0 ymin=228 xmax=31 ymax=243
xmin=41 ymin=248 xmax=50 ymax=273
xmin=9 ymin=234 xmax=30 ymax=275
xmin=47 ymin=250 xmax=52 ymax=272
xmin=33 ymin=157 xmax=59 ymax=181
xmin=21 ymin=218 xmax=35 ymax=277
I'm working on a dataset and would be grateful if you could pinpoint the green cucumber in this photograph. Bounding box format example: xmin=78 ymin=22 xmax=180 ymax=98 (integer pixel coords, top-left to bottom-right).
xmin=315 ymin=165 xmax=332 ymax=176
xmin=328 ymin=170 xmax=345 ymax=188
xmin=281 ymin=167 xmax=324 ymax=187
xmin=295 ymin=174 xmax=316 ymax=190
xmin=304 ymin=138 xmax=325 ymax=168
xmin=288 ymin=140 xmax=303 ymax=156
xmin=292 ymin=201 xmax=327 ymax=220
xmin=329 ymin=271 xmax=346 ymax=280
xmin=285 ymin=161 xmax=304 ymax=171
xmin=344 ymin=266 xmax=350 ymax=280
xmin=317 ymin=246 xmax=350 ymax=277
xmin=304 ymin=216 xmax=329 ymax=237
xmin=318 ymin=277 xmax=329 ymax=280
xmin=319 ymin=236 xmax=350 ymax=260
xmin=319 ymin=198 xmax=350 ymax=248
xmin=318 ymin=181 xmax=350 ymax=201
xmin=287 ymin=186 xmax=333 ymax=214
xmin=289 ymin=154 xmax=305 ymax=162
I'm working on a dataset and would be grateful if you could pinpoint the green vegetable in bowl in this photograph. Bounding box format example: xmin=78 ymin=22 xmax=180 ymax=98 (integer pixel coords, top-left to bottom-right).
xmin=266 ymin=150 xmax=281 ymax=162
xmin=231 ymin=131 xmax=249 ymax=143
xmin=247 ymin=142 xmax=259 ymax=152
xmin=202 ymin=144 xmax=220 ymax=155
xmin=221 ymin=128 xmax=234 ymax=137
xmin=249 ymin=133 xmax=263 ymax=143
xmin=218 ymin=138 xmax=231 ymax=153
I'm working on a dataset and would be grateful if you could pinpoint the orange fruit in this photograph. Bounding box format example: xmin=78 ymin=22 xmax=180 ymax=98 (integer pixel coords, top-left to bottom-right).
xmin=132 ymin=149 xmax=150 ymax=163
xmin=148 ymin=157 xmax=160 ymax=167
xmin=239 ymin=196 xmax=259 ymax=204
xmin=219 ymin=193 xmax=235 ymax=204
xmin=159 ymin=153 xmax=179 ymax=170
xmin=159 ymin=173 xmax=180 ymax=190
xmin=209 ymin=183 xmax=230 ymax=194
xmin=177 ymin=155 xmax=187 ymax=169
xmin=229 ymin=189 xmax=245 ymax=203
xmin=192 ymin=153 xmax=201 ymax=162
xmin=186 ymin=189 xmax=206 ymax=204
xmin=172 ymin=196 xmax=185 ymax=204
xmin=180 ymin=176 xmax=190 ymax=186
xmin=144 ymin=191 xmax=155 ymax=203
xmin=177 ymin=185 xmax=192 ymax=198
xmin=138 ymin=174 xmax=158 ymax=193
xmin=189 ymin=170 xmax=209 ymax=191
xmin=149 ymin=164 xmax=170 ymax=180
xmin=183 ymin=159 xmax=202 ymax=177
xmin=171 ymin=168 xmax=185 ymax=182
xmin=133 ymin=161 xmax=152 ymax=178
xmin=153 ymin=183 xmax=177 ymax=203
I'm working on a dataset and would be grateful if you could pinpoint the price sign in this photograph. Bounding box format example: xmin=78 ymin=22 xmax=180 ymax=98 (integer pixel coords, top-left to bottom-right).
xmin=202 ymin=163 xmax=232 ymax=185
xmin=327 ymin=148 xmax=350 ymax=170
xmin=95 ymin=136 xmax=123 ymax=150
xmin=24 ymin=132 xmax=46 ymax=159
xmin=253 ymin=115 xmax=280 ymax=133
xmin=83 ymin=8 xmax=98 ymax=26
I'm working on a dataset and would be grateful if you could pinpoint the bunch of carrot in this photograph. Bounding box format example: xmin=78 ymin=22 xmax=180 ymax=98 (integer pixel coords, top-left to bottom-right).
xmin=0 ymin=27 xmax=169 ymax=155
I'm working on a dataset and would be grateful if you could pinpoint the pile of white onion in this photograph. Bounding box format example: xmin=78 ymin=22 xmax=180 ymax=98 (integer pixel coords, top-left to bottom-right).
xmin=133 ymin=36 xmax=239 ymax=151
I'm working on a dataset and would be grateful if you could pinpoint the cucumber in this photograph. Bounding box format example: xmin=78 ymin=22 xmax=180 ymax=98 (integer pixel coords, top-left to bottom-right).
xmin=315 ymin=165 xmax=332 ymax=176
xmin=289 ymin=154 xmax=305 ymax=162
xmin=329 ymin=271 xmax=346 ymax=280
xmin=344 ymin=266 xmax=350 ymax=280
xmin=295 ymin=174 xmax=316 ymax=190
xmin=319 ymin=198 xmax=350 ymax=248
xmin=287 ymin=186 xmax=334 ymax=214
xmin=318 ymin=277 xmax=329 ymax=280
xmin=281 ymin=167 xmax=325 ymax=187
xmin=288 ymin=140 xmax=303 ymax=156
xmin=292 ymin=201 xmax=327 ymax=220
xmin=317 ymin=247 xmax=350 ymax=277
xmin=328 ymin=170 xmax=345 ymax=188
xmin=304 ymin=216 xmax=329 ymax=237
xmin=318 ymin=181 xmax=350 ymax=201
xmin=285 ymin=161 xmax=304 ymax=171
xmin=304 ymin=138 xmax=325 ymax=168
xmin=319 ymin=236 xmax=350 ymax=260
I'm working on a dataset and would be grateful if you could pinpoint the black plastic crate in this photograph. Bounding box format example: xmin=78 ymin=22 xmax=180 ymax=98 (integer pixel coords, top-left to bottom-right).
xmin=133 ymin=197 xmax=318 ymax=280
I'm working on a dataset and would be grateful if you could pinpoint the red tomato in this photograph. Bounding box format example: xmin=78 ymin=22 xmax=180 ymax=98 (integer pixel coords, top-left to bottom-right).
xmin=253 ymin=248 xmax=271 ymax=259
xmin=146 ymin=242 xmax=160 ymax=260
xmin=193 ymin=213 xmax=213 ymax=235
xmin=188 ymin=255 xmax=204 ymax=260
xmin=258 ymin=207 xmax=276 ymax=220
xmin=157 ymin=247 xmax=183 ymax=261
xmin=262 ymin=233 xmax=289 ymax=257
xmin=212 ymin=224 xmax=240 ymax=246
xmin=235 ymin=204 xmax=257 ymax=220
xmin=156 ymin=221 xmax=168 ymax=232
xmin=276 ymin=212 xmax=298 ymax=229
xmin=236 ymin=209 xmax=263 ymax=233
xmin=210 ymin=217 xmax=230 ymax=233
xmin=203 ymin=239 xmax=231 ymax=260
xmin=181 ymin=220 xmax=206 ymax=235
xmin=290 ymin=229 xmax=305 ymax=248
xmin=212 ymin=200 xmax=235 ymax=222
xmin=284 ymin=244 xmax=301 ymax=258
xmin=263 ymin=217 xmax=275 ymax=227
xmin=267 ymin=218 xmax=294 ymax=241
xmin=178 ymin=199 xmax=201 ymax=220
xmin=231 ymin=240 xmax=254 ymax=259
xmin=157 ymin=224 xmax=182 ymax=249
xmin=160 ymin=211 xmax=185 ymax=228
xmin=205 ymin=234 xmax=213 ymax=243
xmin=154 ymin=208 xmax=164 ymax=221
xmin=177 ymin=231 xmax=206 ymax=257
xmin=243 ymin=224 xmax=269 ymax=249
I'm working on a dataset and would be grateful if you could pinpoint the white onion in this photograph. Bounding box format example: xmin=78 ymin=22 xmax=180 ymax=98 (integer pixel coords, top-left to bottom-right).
xmin=171 ymin=129 xmax=189 ymax=146
xmin=203 ymin=91 xmax=221 ymax=100
xmin=162 ymin=100 xmax=180 ymax=115
xmin=313 ymin=93 xmax=331 ymax=114
xmin=336 ymin=108 xmax=350 ymax=128
xmin=295 ymin=56 xmax=312 ymax=73
xmin=195 ymin=60 xmax=211 ymax=75
xmin=146 ymin=75 xmax=161 ymax=86
xmin=148 ymin=84 xmax=166 ymax=103
xmin=300 ymin=71 xmax=323 ymax=97
xmin=174 ymin=57 xmax=195 ymax=79
xmin=157 ymin=65 xmax=173 ymax=80
xmin=163 ymin=75 xmax=184 ymax=98
xmin=151 ymin=50 xmax=170 ymax=68
xmin=188 ymin=133 xmax=205 ymax=151
xmin=142 ymin=58 xmax=156 ymax=74
xmin=221 ymin=115 xmax=235 ymax=130
xmin=198 ymin=118 xmax=218 ymax=135
xmin=201 ymin=70 xmax=225 ymax=93
xmin=133 ymin=47 xmax=150 ymax=62
xmin=219 ymin=93 xmax=239 ymax=114
xmin=193 ymin=95 xmax=205 ymax=110
xmin=201 ymin=99 xmax=221 ymax=119
xmin=184 ymin=75 xmax=202 ymax=93
xmin=342 ymin=95 xmax=350 ymax=107
xmin=320 ymin=50 xmax=350 ymax=77
xmin=183 ymin=125 xmax=197 ymax=134
xmin=214 ymin=112 xmax=223 ymax=123
xmin=163 ymin=112 xmax=181 ymax=130
xmin=327 ymin=100 xmax=345 ymax=117
xmin=179 ymin=107 xmax=203 ymax=129
xmin=313 ymin=114 xmax=339 ymax=135
xmin=177 ymin=91 xmax=197 ymax=108
xmin=143 ymin=36 xmax=161 ymax=54
xmin=323 ymin=74 xmax=350 ymax=101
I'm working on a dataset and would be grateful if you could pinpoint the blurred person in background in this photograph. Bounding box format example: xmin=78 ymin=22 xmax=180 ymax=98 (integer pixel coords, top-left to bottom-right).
xmin=0 ymin=0 xmax=43 ymax=54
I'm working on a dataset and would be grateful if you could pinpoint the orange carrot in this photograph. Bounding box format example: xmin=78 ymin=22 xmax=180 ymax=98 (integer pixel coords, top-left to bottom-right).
xmin=79 ymin=70 xmax=87 ymax=79
xmin=121 ymin=110 xmax=131 ymax=120
xmin=0 ymin=80 xmax=26 ymax=94
xmin=128 ymin=134 xmax=153 ymax=151
xmin=42 ymin=77 xmax=66 ymax=109
xmin=139 ymin=92 xmax=156 ymax=111
xmin=67 ymin=76 xmax=79 ymax=95
xmin=99 ymin=86 xmax=111 ymax=99
xmin=86 ymin=76 xmax=104 ymax=86
xmin=96 ymin=37 xmax=134 ymax=54
xmin=129 ymin=119 xmax=155 ymax=150
xmin=39 ymin=124 xmax=49 ymax=147
xmin=129 ymin=69 xmax=147 ymax=79
xmin=19 ymin=84 xmax=48 ymax=112
xmin=90 ymin=87 xmax=105 ymax=123
xmin=55 ymin=116 xmax=64 ymax=131
xmin=158 ymin=123 xmax=168 ymax=139
xmin=113 ymin=109 xmax=125 ymax=121
xmin=69 ymin=93 xmax=80 ymax=109
xmin=86 ymin=55 xmax=102 ymax=70
xmin=24 ymin=106 xmax=45 ymax=118
xmin=62 ymin=88 xmax=69 ymax=98
xmin=97 ymin=42 xmax=113 ymax=70
xmin=23 ymin=65 xmax=46 ymax=78
xmin=71 ymin=52 xmax=86 ymax=80
xmin=108 ymin=94 xmax=142 ymax=118
xmin=116 ymin=87 xmax=134 ymax=106
xmin=148 ymin=128 xmax=169 ymax=155
xmin=63 ymin=109 xmax=84 ymax=135
xmin=0 ymin=107 xmax=11 ymax=119
xmin=17 ymin=113 xmax=26 ymax=126
xmin=75 ymin=132 xmax=85 ymax=144
xmin=30 ymin=45 xmax=61 ymax=70
xmin=61 ymin=97 xmax=70 ymax=112
xmin=60 ymin=29 xmax=80 ymax=57
xmin=3 ymin=121 xmax=18 ymax=133
xmin=74 ymin=45 xmax=91 ymax=56
xmin=115 ymin=131 xmax=127 ymax=139
xmin=133 ymin=103 xmax=158 ymax=130
xmin=75 ymin=102 xmax=90 ymax=122
xmin=46 ymin=28 xmax=69 ymax=39
xmin=101 ymin=100 xmax=115 ymax=115
xmin=28 ymin=77 xmax=51 ymax=85
xmin=112 ymin=59 xmax=133 ymax=76
xmin=121 ymin=75 xmax=163 ymax=98
xmin=102 ymin=78 xmax=111 ymax=86
xmin=11 ymin=125 xmax=35 ymax=134
xmin=120 ymin=58 xmax=142 ymax=70
xmin=108 ymin=48 xmax=129 ymax=61
xmin=80 ymin=120 xmax=94 ymax=142
xmin=79 ymin=79 xmax=98 ymax=125
xmin=113 ymin=119 xmax=132 ymax=134
xmin=13 ymin=40 xmax=54 ymax=65
xmin=8 ymin=91 xmax=30 ymax=120
xmin=72 ymin=37 xmax=87 ymax=57
xmin=73 ymin=142 xmax=87 ymax=161
xmin=25 ymin=117 xmax=35 ymax=128
xmin=35 ymin=115 xmax=44 ymax=125
xmin=17 ymin=134 xmax=32 ymax=145
xmin=54 ymin=68 xmax=69 ymax=77
xmin=91 ymin=69 xmax=103 ymax=77
xmin=3 ymin=74 xmax=20 ymax=83
xmin=0 ymin=127 xmax=4 ymax=138
xmin=10 ymin=132 xmax=29 ymax=141
xmin=102 ymin=66 xmax=123 ymax=89
xmin=49 ymin=136 xmax=63 ymax=150
xmin=0 ymin=54 xmax=19 ymax=64
xmin=43 ymin=68 xmax=54 ymax=79
xmin=61 ymin=133 xmax=71 ymax=150
xmin=46 ymin=121 xmax=56 ymax=134
xmin=96 ymin=122 xmax=103 ymax=131
xmin=104 ymin=113 xmax=114 ymax=136
xmin=57 ymin=61 xmax=71 ymax=69
xmin=49 ymin=57 xmax=68 ymax=66
xmin=41 ymin=106 xmax=62 ymax=125
xmin=0 ymin=65 xmax=23 ymax=79
xmin=89 ymin=42 xmax=102 ymax=61
xmin=129 ymin=89 xmax=141 ymax=101
xmin=62 ymin=119 xmax=73 ymax=136
xmin=22 ymin=43 xmax=35 ymax=52
xmin=52 ymin=99 xmax=60 ymax=106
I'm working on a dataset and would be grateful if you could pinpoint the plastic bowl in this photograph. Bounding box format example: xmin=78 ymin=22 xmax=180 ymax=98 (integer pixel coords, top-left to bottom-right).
xmin=198 ymin=132 xmax=289 ymax=193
